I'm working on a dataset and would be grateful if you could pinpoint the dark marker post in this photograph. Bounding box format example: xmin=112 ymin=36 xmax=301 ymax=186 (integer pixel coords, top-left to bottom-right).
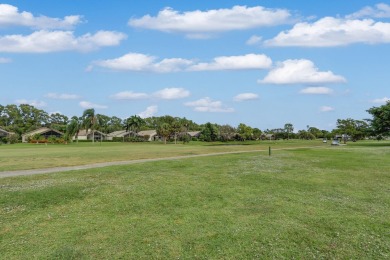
xmin=269 ymin=146 xmax=271 ymax=156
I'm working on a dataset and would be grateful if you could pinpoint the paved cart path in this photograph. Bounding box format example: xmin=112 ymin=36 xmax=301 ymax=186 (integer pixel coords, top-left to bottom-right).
xmin=0 ymin=146 xmax=325 ymax=178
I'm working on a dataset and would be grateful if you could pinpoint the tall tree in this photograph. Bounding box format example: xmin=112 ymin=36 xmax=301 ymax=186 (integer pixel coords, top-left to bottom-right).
xmin=157 ymin=123 xmax=171 ymax=144
xmin=284 ymin=123 xmax=294 ymax=140
xmin=125 ymin=115 xmax=145 ymax=133
xmin=65 ymin=116 xmax=81 ymax=143
xmin=82 ymin=108 xmax=96 ymax=143
xmin=237 ymin=123 xmax=253 ymax=141
xmin=336 ymin=118 xmax=369 ymax=143
xmin=367 ymin=101 xmax=390 ymax=137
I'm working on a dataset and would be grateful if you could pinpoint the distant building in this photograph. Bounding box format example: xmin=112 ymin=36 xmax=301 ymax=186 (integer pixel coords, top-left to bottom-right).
xmin=76 ymin=129 xmax=107 ymax=141
xmin=22 ymin=127 xmax=64 ymax=142
xmin=107 ymin=130 xmax=136 ymax=141
xmin=137 ymin=130 xmax=158 ymax=141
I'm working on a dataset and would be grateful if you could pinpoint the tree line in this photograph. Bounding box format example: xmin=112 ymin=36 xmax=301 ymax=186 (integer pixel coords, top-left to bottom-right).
xmin=1 ymin=101 xmax=389 ymax=143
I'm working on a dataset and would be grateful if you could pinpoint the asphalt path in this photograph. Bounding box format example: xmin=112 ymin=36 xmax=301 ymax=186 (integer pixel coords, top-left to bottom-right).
xmin=0 ymin=146 xmax=325 ymax=178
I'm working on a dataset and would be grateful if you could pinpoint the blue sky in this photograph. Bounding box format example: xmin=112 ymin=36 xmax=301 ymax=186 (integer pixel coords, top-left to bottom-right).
xmin=1 ymin=1 xmax=389 ymax=131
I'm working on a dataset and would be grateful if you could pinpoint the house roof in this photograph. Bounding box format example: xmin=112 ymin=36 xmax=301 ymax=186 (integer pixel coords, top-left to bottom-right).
xmin=78 ymin=129 xmax=107 ymax=136
xmin=187 ymin=131 xmax=201 ymax=137
xmin=137 ymin=130 xmax=157 ymax=136
xmin=107 ymin=130 xmax=135 ymax=138
xmin=22 ymin=127 xmax=64 ymax=137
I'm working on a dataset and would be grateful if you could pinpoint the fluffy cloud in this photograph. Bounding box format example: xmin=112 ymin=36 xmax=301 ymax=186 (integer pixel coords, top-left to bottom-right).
xmin=189 ymin=54 xmax=272 ymax=71
xmin=138 ymin=105 xmax=158 ymax=118
xmin=185 ymin=97 xmax=234 ymax=113
xmin=0 ymin=30 xmax=126 ymax=53
xmin=79 ymin=101 xmax=107 ymax=109
xmin=93 ymin=53 xmax=271 ymax=72
xmin=129 ymin=6 xmax=291 ymax=38
xmin=16 ymin=99 xmax=46 ymax=108
xmin=233 ymin=93 xmax=259 ymax=102
xmin=259 ymin=59 xmax=346 ymax=85
xmin=110 ymin=91 xmax=148 ymax=100
xmin=45 ymin=93 xmax=81 ymax=99
xmin=0 ymin=4 xmax=82 ymax=29
xmin=347 ymin=3 xmax=390 ymax=19
xmin=93 ymin=53 xmax=192 ymax=72
xmin=299 ymin=87 xmax=334 ymax=95
xmin=153 ymin=88 xmax=190 ymax=100
xmin=265 ymin=17 xmax=390 ymax=47
xmin=320 ymin=106 xmax=335 ymax=112
xmin=371 ymin=97 xmax=390 ymax=104
xmin=0 ymin=57 xmax=11 ymax=63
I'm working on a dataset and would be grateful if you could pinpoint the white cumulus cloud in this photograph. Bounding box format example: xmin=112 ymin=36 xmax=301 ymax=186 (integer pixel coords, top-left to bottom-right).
xmin=45 ymin=93 xmax=81 ymax=99
xmin=320 ymin=106 xmax=335 ymax=112
xmin=233 ymin=93 xmax=259 ymax=102
xmin=0 ymin=4 xmax=82 ymax=29
xmin=110 ymin=91 xmax=149 ymax=100
xmin=185 ymin=97 xmax=234 ymax=113
xmin=371 ymin=97 xmax=390 ymax=104
xmin=0 ymin=30 xmax=126 ymax=53
xmin=93 ymin=53 xmax=193 ymax=72
xmin=259 ymin=59 xmax=346 ymax=85
xmin=265 ymin=17 xmax=390 ymax=47
xmin=189 ymin=54 xmax=272 ymax=71
xmin=16 ymin=99 xmax=46 ymax=108
xmin=347 ymin=3 xmax=390 ymax=19
xmin=92 ymin=53 xmax=271 ymax=72
xmin=138 ymin=105 xmax=158 ymax=118
xmin=153 ymin=88 xmax=190 ymax=100
xmin=299 ymin=87 xmax=334 ymax=95
xmin=129 ymin=5 xmax=291 ymax=38
xmin=79 ymin=101 xmax=107 ymax=109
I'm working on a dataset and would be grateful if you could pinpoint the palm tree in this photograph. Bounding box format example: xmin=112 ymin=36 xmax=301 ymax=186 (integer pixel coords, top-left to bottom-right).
xmin=82 ymin=108 xmax=96 ymax=143
xmin=65 ymin=116 xmax=81 ymax=143
xmin=125 ymin=115 xmax=144 ymax=134
xmin=157 ymin=123 xmax=171 ymax=144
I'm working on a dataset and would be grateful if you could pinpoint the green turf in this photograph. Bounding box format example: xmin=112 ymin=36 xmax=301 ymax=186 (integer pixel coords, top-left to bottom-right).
xmin=0 ymin=140 xmax=323 ymax=171
xmin=0 ymin=142 xmax=389 ymax=258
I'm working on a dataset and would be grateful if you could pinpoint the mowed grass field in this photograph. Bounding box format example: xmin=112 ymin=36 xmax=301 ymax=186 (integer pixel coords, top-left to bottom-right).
xmin=0 ymin=140 xmax=322 ymax=172
xmin=0 ymin=141 xmax=389 ymax=259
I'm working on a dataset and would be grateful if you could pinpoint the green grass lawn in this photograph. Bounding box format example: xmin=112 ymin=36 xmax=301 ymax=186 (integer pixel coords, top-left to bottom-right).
xmin=0 ymin=141 xmax=389 ymax=258
xmin=0 ymin=140 xmax=323 ymax=172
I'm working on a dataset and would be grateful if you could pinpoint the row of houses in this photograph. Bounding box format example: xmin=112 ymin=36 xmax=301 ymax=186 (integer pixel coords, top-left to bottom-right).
xmin=0 ymin=127 xmax=202 ymax=143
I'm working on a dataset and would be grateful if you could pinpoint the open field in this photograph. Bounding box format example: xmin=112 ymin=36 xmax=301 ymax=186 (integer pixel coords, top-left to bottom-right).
xmin=1 ymin=141 xmax=389 ymax=258
xmin=0 ymin=140 xmax=325 ymax=172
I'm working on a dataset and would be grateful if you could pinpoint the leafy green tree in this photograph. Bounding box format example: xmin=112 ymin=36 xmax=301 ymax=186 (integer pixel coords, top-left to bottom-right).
xmin=157 ymin=123 xmax=171 ymax=144
xmin=237 ymin=123 xmax=253 ymax=141
xmin=367 ymin=101 xmax=390 ymax=137
xmin=252 ymin=128 xmax=262 ymax=140
xmin=219 ymin=124 xmax=236 ymax=141
xmin=200 ymin=122 xmax=219 ymax=142
xmin=336 ymin=118 xmax=369 ymax=143
xmin=171 ymin=119 xmax=182 ymax=144
xmin=49 ymin=113 xmax=69 ymax=132
xmin=125 ymin=115 xmax=145 ymax=133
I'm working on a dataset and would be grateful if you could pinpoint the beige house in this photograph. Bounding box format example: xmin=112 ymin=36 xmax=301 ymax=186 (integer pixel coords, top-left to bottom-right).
xmin=22 ymin=127 xmax=64 ymax=142
xmin=107 ymin=130 xmax=136 ymax=141
xmin=76 ymin=129 xmax=107 ymax=141
xmin=137 ymin=130 xmax=158 ymax=141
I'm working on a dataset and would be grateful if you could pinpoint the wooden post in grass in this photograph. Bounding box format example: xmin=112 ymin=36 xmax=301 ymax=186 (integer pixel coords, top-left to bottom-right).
xmin=269 ymin=146 xmax=271 ymax=156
